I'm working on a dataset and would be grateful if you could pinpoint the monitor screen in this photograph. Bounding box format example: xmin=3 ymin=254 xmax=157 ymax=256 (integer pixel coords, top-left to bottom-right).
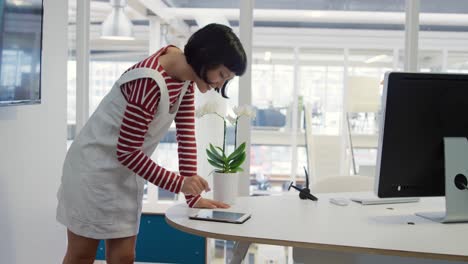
xmin=0 ymin=0 xmax=43 ymax=106
xmin=376 ymin=72 xmax=468 ymax=198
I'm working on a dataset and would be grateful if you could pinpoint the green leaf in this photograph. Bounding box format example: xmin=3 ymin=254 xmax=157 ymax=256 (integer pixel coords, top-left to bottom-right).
xmin=206 ymin=149 xmax=225 ymax=165
xmin=209 ymin=144 xmax=225 ymax=161
xmin=228 ymin=152 xmax=246 ymax=169
xmin=229 ymin=151 xmax=245 ymax=165
xmin=215 ymin=146 xmax=227 ymax=159
xmin=227 ymin=142 xmax=246 ymax=161
xmin=227 ymin=150 xmax=244 ymax=163
xmin=208 ymin=159 xmax=224 ymax=169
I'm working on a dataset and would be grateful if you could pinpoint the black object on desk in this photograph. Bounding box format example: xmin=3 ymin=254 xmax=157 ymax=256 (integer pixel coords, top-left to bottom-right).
xmin=288 ymin=166 xmax=318 ymax=201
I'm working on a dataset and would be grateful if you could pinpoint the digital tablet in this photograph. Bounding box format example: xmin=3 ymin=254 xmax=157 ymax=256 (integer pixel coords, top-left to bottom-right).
xmin=189 ymin=210 xmax=251 ymax=224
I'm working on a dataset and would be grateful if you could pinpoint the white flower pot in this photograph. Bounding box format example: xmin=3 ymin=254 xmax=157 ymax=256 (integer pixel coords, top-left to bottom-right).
xmin=213 ymin=171 xmax=239 ymax=205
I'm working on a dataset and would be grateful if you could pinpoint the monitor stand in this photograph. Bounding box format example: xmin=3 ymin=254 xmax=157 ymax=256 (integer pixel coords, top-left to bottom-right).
xmin=416 ymin=137 xmax=468 ymax=223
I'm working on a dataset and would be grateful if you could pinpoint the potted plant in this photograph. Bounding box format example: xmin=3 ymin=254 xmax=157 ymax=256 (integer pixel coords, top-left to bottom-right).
xmin=196 ymin=103 xmax=255 ymax=204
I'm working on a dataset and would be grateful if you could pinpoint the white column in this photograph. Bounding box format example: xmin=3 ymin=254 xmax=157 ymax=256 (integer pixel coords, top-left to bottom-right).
xmin=148 ymin=16 xmax=161 ymax=54
xmin=393 ymin=48 xmax=399 ymax=70
xmin=75 ymin=0 xmax=90 ymax=134
xmin=238 ymin=0 xmax=254 ymax=196
xmin=442 ymin=49 xmax=448 ymax=72
xmin=341 ymin=48 xmax=350 ymax=176
xmin=147 ymin=15 xmax=161 ymax=203
xmin=404 ymin=0 xmax=420 ymax=72
xmin=290 ymin=47 xmax=300 ymax=181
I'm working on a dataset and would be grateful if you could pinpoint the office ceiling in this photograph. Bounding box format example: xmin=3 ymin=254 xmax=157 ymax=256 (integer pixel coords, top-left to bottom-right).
xmin=69 ymin=0 xmax=468 ymax=62
xmin=164 ymin=0 xmax=468 ymax=31
xmin=165 ymin=0 xmax=468 ymax=14
xmin=76 ymin=0 xmax=468 ymax=32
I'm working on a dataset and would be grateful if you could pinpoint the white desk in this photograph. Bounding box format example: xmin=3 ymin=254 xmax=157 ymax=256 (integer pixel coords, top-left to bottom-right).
xmin=165 ymin=193 xmax=468 ymax=264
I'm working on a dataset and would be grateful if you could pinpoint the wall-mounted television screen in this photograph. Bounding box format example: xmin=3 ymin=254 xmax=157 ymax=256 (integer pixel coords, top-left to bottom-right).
xmin=0 ymin=0 xmax=43 ymax=106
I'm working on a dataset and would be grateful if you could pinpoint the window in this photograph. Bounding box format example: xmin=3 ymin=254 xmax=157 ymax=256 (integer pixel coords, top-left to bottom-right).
xmin=300 ymin=48 xmax=345 ymax=135
xmin=447 ymin=52 xmax=468 ymax=73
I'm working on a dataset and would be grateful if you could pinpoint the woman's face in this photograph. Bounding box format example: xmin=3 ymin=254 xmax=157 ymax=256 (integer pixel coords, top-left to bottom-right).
xmin=196 ymin=65 xmax=235 ymax=93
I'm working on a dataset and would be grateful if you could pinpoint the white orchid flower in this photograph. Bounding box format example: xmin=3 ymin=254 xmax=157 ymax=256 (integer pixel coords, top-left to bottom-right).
xmin=233 ymin=105 xmax=256 ymax=119
xmin=226 ymin=114 xmax=237 ymax=125
xmin=232 ymin=105 xmax=242 ymax=116
xmin=246 ymin=106 xmax=256 ymax=119
xmin=195 ymin=101 xmax=220 ymax=118
xmin=195 ymin=108 xmax=204 ymax=118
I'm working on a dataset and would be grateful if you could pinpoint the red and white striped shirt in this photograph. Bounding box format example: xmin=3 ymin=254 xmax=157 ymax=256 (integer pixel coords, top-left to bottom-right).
xmin=116 ymin=46 xmax=200 ymax=207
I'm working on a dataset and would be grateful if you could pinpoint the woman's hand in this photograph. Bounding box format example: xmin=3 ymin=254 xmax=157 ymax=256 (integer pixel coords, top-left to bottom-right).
xmin=181 ymin=175 xmax=210 ymax=195
xmin=193 ymin=198 xmax=230 ymax=209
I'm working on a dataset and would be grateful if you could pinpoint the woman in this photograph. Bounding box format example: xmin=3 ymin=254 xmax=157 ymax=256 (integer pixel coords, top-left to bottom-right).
xmin=57 ymin=23 xmax=247 ymax=264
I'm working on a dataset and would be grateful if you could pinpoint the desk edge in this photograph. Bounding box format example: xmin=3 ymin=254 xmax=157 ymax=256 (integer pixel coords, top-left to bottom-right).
xmin=164 ymin=215 xmax=468 ymax=262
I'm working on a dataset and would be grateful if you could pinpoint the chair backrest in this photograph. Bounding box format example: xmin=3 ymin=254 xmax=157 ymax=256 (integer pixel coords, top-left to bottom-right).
xmin=309 ymin=135 xmax=344 ymax=181
xmin=311 ymin=175 xmax=374 ymax=193
xmin=304 ymin=103 xmax=346 ymax=182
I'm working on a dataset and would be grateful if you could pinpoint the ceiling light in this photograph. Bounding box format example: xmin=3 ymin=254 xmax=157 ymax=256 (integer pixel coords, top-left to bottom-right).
xmin=264 ymin=51 xmax=272 ymax=62
xmin=365 ymin=54 xmax=388 ymax=64
xmin=101 ymin=0 xmax=134 ymax=41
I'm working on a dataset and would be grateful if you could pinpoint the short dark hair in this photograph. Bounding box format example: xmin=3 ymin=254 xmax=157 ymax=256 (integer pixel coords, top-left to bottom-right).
xmin=184 ymin=23 xmax=247 ymax=98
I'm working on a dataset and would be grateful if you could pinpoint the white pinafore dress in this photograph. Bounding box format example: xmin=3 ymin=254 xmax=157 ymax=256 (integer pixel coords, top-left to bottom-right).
xmin=57 ymin=67 xmax=190 ymax=239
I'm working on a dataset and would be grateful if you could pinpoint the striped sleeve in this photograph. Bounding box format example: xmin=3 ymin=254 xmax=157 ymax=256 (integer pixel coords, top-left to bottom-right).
xmin=116 ymin=78 xmax=184 ymax=194
xmin=175 ymin=85 xmax=201 ymax=207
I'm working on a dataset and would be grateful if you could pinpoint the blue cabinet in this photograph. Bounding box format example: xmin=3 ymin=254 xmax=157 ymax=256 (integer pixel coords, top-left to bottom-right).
xmin=96 ymin=214 xmax=206 ymax=263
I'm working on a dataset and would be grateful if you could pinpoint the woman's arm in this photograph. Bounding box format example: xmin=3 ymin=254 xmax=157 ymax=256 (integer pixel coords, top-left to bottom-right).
xmin=175 ymin=85 xmax=202 ymax=207
xmin=116 ymin=78 xmax=185 ymax=193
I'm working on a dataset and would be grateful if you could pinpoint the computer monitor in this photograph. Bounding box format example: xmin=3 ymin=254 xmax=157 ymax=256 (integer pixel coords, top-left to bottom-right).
xmin=376 ymin=72 xmax=468 ymax=223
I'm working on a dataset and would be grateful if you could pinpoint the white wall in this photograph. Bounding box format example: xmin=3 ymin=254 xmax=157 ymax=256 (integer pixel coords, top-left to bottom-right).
xmin=0 ymin=0 xmax=68 ymax=263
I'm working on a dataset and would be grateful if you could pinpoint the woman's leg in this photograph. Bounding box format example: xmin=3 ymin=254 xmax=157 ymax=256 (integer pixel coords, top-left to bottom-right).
xmin=63 ymin=229 xmax=100 ymax=264
xmin=105 ymin=235 xmax=137 ymax=264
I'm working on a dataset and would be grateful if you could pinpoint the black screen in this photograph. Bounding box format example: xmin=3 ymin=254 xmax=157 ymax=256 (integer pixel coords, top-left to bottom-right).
xmin=0 ymin=0 xmax=43 ymax=106
xmin=377 ymin=72 xmax=468 ymax=197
